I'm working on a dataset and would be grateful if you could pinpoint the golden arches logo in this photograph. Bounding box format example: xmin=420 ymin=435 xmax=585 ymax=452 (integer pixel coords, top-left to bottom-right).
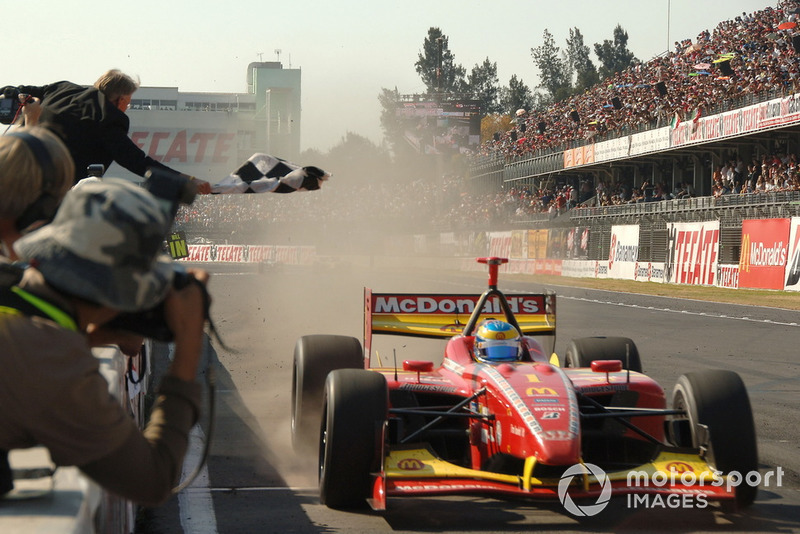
xmin=397 ymin=458 xmax=425 ymax=471
xmin=666 ymin=461 xmax=694 ymax=474
xmin=739 ymin=233 xmax=751 ymax=273
xmin=526 ymin=387 xmax=557 ymax=396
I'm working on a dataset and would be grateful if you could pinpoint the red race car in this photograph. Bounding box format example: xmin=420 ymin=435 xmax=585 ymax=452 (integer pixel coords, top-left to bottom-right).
xmin=291 ymin=257 xmax=758 ymax=514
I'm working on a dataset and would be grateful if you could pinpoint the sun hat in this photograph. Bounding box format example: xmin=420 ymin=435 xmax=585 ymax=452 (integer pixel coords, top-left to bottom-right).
xmin=14 ymin=177 xmax=175 ymax=312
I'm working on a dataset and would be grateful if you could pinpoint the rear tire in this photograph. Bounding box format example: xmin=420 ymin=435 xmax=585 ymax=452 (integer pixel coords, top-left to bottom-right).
xmin=564 ymin=336 xmax=643 ymax=373
xmin=291 ymin=335 xmax=363 ymax=454
xmin=671 ymin=370 xmax=758 ymax=509
xmin=319 ymin=369 xmax=387 ymax=508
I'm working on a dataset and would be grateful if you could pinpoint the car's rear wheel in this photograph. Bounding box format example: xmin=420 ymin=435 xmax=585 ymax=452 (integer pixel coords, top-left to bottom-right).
xmin=319 ymin=369 xmax=387 ymax=508
xmin=291 ymin=335 xmax=363 ymax=454
xmin=671 ymin=370 xmax=758 ymax=509
xmin=564 ymin=336 xmax=643 ymax=372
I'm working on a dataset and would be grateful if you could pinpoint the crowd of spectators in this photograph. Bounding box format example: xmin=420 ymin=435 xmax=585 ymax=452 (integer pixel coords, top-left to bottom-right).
xmin=477 ymin=1 xmax=800 ymax=162
xmin=712 ymin=152 xmax=800 ymax=195
xmin=175 ymin=145 xmax=800 ymax=241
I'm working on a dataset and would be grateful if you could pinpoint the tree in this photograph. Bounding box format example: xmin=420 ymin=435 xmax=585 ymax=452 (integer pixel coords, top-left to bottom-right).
xmin=530 ymin=29 xmax=571 ymax=103
xmin=499 ymin=74 xmax=535 ymax=115
xmin=467 ymin=57 xmax=501 ymax=114
xmin=594 ymin=25 xmax=639 ymax=81
xmin=325 ymin=132 xmax=392 ymax=185
xmin=378 ymin=86 xmax=406 ymax=155
xmin=415 ymin=27 xmax=467 ymax=95
xmin=566 ymin=27 xmax=599 ymax=94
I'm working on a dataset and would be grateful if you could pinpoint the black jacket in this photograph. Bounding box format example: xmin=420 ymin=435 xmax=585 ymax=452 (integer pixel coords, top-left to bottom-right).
xmin=2 ymin=81 xmax=178 ymax=183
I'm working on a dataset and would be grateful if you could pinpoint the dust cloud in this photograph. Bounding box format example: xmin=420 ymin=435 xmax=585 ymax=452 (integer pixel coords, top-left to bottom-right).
xmin=189 ymin=157 xmax=453 ymax=489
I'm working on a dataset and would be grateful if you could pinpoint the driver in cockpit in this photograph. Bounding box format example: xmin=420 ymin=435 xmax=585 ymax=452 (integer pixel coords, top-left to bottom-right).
xmin=473 ymin=320 xmax=522 ymax=363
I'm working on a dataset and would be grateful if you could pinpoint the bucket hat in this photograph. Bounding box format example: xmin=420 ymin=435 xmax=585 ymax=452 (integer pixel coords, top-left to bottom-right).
xmin=14 ymin=177 xmax=175 ymax=312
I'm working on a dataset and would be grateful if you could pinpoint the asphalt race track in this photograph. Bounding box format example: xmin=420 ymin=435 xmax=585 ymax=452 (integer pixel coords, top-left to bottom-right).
xmin=141 ymin=259 xmax=800 ymax=533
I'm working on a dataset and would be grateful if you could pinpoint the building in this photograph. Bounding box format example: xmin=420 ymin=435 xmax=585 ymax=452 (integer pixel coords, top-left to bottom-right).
xmin=108 ymin=62 xmax=301 ymax=182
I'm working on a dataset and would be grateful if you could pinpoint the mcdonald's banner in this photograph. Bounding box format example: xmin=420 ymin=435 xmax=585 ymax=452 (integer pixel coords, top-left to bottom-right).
xmin=739 ymin=218 xmax=790 ymax=290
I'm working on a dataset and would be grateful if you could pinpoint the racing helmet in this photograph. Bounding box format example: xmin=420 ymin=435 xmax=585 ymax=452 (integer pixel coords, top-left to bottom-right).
xmin=474 ymin=320 xmax=521 ymax=363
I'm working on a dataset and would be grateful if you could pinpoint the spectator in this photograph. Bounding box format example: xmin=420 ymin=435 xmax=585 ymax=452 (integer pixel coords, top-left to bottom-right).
xmin=0 ymin=178 xmax=210 ymax=506
xmin=473 ymin=1 xmax=800 ymax=166
xmin=1 ymin=70 xmax=211 ymax=193
xmin=0 ymin=127 xmax=73 ymax=258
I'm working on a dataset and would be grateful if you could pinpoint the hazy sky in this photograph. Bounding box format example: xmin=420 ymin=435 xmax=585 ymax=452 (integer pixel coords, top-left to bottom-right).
xmin=6 ymin=0 xmax=774 ymax=151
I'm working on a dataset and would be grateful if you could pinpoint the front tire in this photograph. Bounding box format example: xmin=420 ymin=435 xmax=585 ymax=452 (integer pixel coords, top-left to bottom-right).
xmin=319 ymin=369 xmax=387 ymax=508
xmin=564 ymin=336 xmax=643 ymax=373
xmin=671 ymin=370 xmax=758 ymax=509
xmin=291 ymin=335 xmax=363 ymax=454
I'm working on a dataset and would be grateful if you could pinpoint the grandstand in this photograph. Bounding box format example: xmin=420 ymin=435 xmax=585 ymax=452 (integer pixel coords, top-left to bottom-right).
xmin=173 ymin=1 xmax=800 ymax=294
xmin=456 ymin=0 xmax=800 ymax=271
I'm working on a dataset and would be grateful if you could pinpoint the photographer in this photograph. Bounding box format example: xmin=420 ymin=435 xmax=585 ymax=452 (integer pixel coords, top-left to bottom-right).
xmin=1 ymin=69 xmax=211 ymax=194
xmin=0 ymin=127 xmax=73 ymax=258
xmin=0 ymin=177 xmax=210 ymax=506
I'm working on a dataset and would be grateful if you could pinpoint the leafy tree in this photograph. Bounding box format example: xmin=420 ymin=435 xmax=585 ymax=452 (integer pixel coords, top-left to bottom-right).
xmin=325 ymin=132 xmax=392 ymax=185
xmin=566 ymin=28 xmax=599 ymax=93
xmin=499 ymin=74 xmax=535 ymax=115
xmin=415 ymin=28 xmax=467 ymax=95
xmin=467 ymin=57 xmax=501 ymax=114
xmin=378 ymin=87 xmax=406 ymax=154
xmin=594 ymin=25 xmax=639 ymax=80
xmin=530 ymin=29 xmax=571 ymax=103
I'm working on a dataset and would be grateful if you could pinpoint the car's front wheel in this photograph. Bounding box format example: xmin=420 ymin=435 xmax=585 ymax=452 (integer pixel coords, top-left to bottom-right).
xmin=291 ymin=335 xmax=363 ymax=454
xmin=671 ymin=370 xmax=758 ymax=509
xmin=319 ymin=369 xmax=387 ymax=508
xmin=564 ymin=336 xmax=643 ymax=372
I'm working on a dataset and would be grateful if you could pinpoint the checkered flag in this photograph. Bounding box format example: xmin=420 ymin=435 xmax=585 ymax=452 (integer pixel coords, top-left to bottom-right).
xmin=211 ymin=153 xmax=330 ymax=194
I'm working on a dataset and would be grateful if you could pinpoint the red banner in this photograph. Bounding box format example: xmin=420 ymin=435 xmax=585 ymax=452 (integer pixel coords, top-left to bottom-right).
xmin=738 ymin=219 xmax=789 ymax=290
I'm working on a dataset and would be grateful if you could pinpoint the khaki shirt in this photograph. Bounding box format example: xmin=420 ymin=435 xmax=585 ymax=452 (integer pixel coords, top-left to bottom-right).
xmin=0 ymin=266 xmax=201 ymax=506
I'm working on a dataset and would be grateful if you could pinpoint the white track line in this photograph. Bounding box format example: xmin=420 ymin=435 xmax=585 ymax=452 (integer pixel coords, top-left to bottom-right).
xmin=559 ymin=295 xmax=800 ymax=327
xmin=179 ymin=425 xmax=218 ymax=534
xmin=437 ymin=278 xmax=800 ymax=327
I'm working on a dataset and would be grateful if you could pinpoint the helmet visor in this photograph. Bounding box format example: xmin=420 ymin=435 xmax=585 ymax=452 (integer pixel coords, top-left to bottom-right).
xmin=478 ymin=339 xmax=519 ymax=361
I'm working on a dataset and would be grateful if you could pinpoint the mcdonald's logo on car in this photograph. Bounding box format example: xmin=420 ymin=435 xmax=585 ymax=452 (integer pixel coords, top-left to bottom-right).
xmin=397 ymin=458 xmax=425 ymax=471
xmin=526 ymin=387 xmax=558 ymax=397
xmin=666 ymin=461 xmax=694 ymax=474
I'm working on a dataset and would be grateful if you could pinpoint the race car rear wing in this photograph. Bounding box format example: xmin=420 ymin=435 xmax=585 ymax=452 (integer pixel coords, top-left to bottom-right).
xmin=364 ymin=289 xmax=556 ymax=361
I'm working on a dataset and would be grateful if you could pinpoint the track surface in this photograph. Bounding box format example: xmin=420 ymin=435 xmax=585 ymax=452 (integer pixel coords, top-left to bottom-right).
xmin=142 ymin=261 xmax=800 ymax=533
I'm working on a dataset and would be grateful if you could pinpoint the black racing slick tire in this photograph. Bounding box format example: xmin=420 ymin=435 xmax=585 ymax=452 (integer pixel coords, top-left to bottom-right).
xmin=563 ymin=336 xmax=643 ymax=373
xmin=319 ymin=369 xmax=387 ymax=509
xmin=291 ymin=335 xmax=363 ymax=454
xmin=671 ymin=370 xmax=758 ymax=509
